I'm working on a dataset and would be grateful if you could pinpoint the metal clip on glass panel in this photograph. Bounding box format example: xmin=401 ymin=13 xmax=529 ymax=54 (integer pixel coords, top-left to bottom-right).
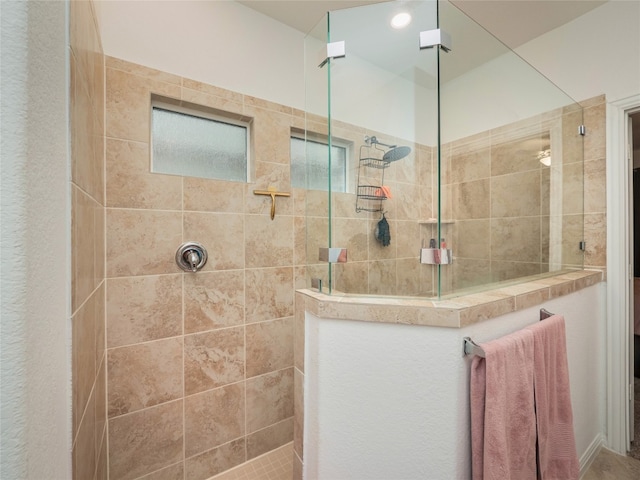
xmin=420 ymin=248 xmax=452 ymax=265
xmin=419 ymin=29 xmax=452 ymax=52
xmin=319 ymin=40 xmax=346 ymax=67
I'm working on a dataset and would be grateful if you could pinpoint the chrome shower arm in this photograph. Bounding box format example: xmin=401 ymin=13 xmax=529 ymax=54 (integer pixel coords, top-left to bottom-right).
xmin=364 ymin=135 xmax=397 ymax=149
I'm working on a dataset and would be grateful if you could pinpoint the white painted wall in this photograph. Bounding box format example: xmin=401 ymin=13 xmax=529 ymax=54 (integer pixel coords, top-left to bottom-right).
xmin=0 ymin=1 xmax=72 ymax=479
xmin=440 ymin=51 xmax=577 ymax=142
xmin=515 ymin=0 xmax=640 ymax=104
xmin=96 ymin=0 xmax=306 ymax=112
xmin=304 ymin=283 xmax=606 ymax=479
xmin=441 ymin=0 xmax=640 ymax=141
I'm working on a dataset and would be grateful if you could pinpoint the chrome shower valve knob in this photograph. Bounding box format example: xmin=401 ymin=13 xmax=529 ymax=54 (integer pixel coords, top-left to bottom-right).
xmin=175 ymin=242 xmax=208 ymax=272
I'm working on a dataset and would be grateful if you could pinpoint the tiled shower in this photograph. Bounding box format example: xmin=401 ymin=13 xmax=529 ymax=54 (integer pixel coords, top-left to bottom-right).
xmin=70 ymin=1 xmax=107 ymax=478
xmin=103 ymin=58 xmax=302 ymax=479
xmin=71 ymin=2 xmax=302 ymax=477
xmin=69 ymin=1 xmax=608 ymax=479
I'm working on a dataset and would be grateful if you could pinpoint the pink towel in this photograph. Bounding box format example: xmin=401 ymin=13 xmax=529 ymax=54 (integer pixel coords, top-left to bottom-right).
xmin=470 ymin=329 xmax=537 ymax=480
xmin=525 ymin=315 xmax=580 ymax=480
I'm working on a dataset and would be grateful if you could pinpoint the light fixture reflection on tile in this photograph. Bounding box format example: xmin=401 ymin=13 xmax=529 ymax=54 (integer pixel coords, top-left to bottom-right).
xmin=391 ymin=12 xmax=412 ymax=29
xmin=537 ymin=149 xmax=551 ymax=167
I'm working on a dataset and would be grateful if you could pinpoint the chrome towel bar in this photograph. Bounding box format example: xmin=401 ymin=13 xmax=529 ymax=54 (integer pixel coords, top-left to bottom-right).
xmin=463 ymin=308 xmax=556 ymax=357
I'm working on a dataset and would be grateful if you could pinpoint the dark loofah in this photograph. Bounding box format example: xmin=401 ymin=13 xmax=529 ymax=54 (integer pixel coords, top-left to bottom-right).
xmin=375 ymin=215 xmax=391 ymax=247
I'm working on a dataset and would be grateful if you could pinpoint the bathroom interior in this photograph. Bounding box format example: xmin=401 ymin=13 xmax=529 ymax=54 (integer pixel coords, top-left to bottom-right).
xmin=68 ymin=0 xmax=614 ymax=479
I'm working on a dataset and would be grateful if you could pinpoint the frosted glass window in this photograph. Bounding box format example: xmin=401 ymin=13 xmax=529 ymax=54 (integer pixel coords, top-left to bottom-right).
xmin=152 ymin=106 xmax=248 ymax=182
xmin=291 ymin=137 xmax=347 ymax=192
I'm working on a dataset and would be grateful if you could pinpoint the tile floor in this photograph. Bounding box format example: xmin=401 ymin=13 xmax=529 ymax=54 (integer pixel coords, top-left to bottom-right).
xmin=583 ymin=448 xmax=640 ymax=480
xmin=209 ymin=443 xmax=293 ymax=480
xmin=206 ymin=441 xmax=640 ymax=480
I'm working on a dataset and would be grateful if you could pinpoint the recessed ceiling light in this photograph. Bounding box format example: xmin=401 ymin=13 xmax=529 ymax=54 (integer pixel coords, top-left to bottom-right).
xmin=390 ymin=12 xmax=412 ymax=29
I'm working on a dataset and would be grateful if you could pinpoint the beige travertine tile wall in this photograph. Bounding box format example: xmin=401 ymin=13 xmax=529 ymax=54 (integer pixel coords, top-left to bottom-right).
xmin=581 ymin=95 xmax=607 ymax=271
xmin=300 ymin=116 xmax=437 ymax=297
xmin=70 ymin=1 xmax=107 ymax=479
xmin=293 ymin=293 xmax=306 ymax=478
xmin=104 ymin=58 xmax=298 ymax=480
xmin=438 ymin=99 xmax=600 ymax=293
xmin=327 ymin=95 xmax=605 ymax=298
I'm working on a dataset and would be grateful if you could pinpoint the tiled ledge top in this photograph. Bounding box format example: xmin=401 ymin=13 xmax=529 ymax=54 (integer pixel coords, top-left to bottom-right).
xmin=297 ymin=269 xmax=603 ymax=328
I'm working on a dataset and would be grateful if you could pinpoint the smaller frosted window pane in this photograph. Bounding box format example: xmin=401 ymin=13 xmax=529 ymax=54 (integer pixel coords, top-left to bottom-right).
xmin=152 ymin=107 xmax=247 ymax=182
xmin=291 ymin=137 xmax=346 ymax=192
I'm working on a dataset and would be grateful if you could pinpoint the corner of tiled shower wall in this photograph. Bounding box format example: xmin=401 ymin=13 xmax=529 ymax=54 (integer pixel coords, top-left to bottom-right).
xmin=292 ymin=292 xmax=306 ymax=480
xmin=104 ymin=57 xmax=299 ymax=480
xmin=70 ymin=1 xmax=107 ymax=479
xmin=581 ymin=95 xmax=607 ymax=273
xmin=437 ymin=94 xmax=607 ymax=294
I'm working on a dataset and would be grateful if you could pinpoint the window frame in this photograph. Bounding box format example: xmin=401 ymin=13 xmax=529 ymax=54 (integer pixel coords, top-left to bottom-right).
xmin=150 ymin=97 xmax=252 ymax=183
xmin=290 ymin=130 xmax=352 ymax=193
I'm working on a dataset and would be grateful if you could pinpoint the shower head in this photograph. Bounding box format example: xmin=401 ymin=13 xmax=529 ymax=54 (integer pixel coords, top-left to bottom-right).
xmin=364 ymin=135 xmax=411 ymax=162
xmin=383 ymin=146 xmax=411 ymax=162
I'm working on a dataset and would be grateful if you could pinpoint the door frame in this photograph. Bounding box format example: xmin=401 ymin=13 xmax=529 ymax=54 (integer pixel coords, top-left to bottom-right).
xmin=606 ymin=94 xmax=640 ymax=454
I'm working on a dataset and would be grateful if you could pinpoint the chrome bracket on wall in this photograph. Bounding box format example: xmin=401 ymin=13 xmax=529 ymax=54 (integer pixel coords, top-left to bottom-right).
xmin=319 ymin=247 xmax=348 ymax=263
xmin=319 ymin=41 xmax=346 ymax=68
xmin=419 ymin=29 xmax=452 ymax=52
xmin=420 ymin=248 xmax=453 ymax=265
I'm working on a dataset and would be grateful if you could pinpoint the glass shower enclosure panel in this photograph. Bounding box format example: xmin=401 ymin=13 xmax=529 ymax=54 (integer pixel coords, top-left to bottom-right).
xmin=304 ymin=0 xmax=584 ymax=299
xmin=305 ymin=1 xmax=440 ymax=296
xmin=438 ymin=1 xmax=584 ymax=295
xmin=302 ymin=13 xmax=331 ymax=293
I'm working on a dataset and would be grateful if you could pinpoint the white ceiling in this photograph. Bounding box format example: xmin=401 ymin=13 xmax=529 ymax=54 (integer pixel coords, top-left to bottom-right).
xmin=450 ymin=0 xmax=607 ymax=48
xmin=238 ymin=0 xmax=607 ymax=47
xmin=238 ymin=1 xmax=386 ymax=35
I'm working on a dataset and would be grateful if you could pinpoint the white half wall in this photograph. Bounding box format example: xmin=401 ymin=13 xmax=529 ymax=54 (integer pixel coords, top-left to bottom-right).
xmin=304 ymin=283 xmax=606 ymax=479
xmin=0 ymin=1 xmax=71 ymax=478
